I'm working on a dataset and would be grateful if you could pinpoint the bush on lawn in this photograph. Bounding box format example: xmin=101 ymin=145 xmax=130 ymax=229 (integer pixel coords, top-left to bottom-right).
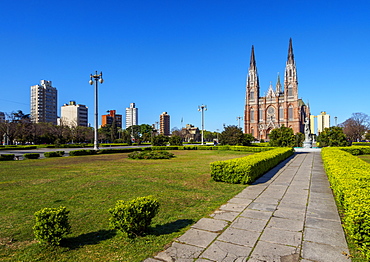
xmin=108 ymin=196 xmax=160 ymax=238
xmin=33 ymin=206 xmax=71 ymax=246
xmin=0 ymin=154 xmax=15 ymax=161
xmin=23 ymin=153 xmax=40 ymax=159
xmin=210 ymin=147 xmax=293 ymax=184
xmin=128 ymin=150 xmax=174 ymax=159
xmin=44 ymin=151 xmax=65 ymax=157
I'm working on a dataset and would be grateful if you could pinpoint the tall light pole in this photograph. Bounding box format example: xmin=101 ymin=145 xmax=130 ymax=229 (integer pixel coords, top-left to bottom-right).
xmin=198 ymin=105 xmax=207 ymax=145
xmin=89 ymin=71 xmax=104 ymax=150
xmin=236 ymin=116 xmax=243 ymax=129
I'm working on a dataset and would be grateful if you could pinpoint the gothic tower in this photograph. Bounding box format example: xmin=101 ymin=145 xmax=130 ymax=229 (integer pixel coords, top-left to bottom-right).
xmin=244 ymin=39 xmax=309 ymax=140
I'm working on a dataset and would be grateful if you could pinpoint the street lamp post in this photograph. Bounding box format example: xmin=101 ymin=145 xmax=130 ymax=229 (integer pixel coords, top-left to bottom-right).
xmin=198 ymin=105 xmax=207 ymax=145
xmin=236 ymin=116 xmax=243 ymax=129
xmin=89 ymin=71 xmax=104 ymax=150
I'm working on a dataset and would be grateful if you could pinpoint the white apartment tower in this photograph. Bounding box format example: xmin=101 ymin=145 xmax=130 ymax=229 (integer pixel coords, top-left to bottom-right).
xmin=61 ymin=101 xmax=88 ymax=127
xmin=0 ymin=112 xmax=5 ymax=123
xmin=126 ymin=103 xmax=138 ymax=129
xmin=30 ymin=80 xmax=57 ymax=124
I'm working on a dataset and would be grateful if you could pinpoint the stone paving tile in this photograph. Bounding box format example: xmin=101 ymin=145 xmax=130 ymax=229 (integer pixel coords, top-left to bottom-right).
xmin=209 ymin=210 xmax=240 ymax=222
xmin=305 ymin=216 xmax=345 ymax=232
xmin=249 ymin=241 xmax=299 ymax=261
xmin=230 ymin=216 xmax=268 ymax=232
xmin=191 ymin=218 xmax=229 ymax=233
xmin=306 ymin=207 xmax=341 ymax=221
xmin=200 ymin=240 xmax=252 ymax=262
xmin=248 ymin=202 xmax=277 ymax=212
xmin=301 ymin=241 xmax=350 ymax=262
xmin=274 ymin=207 xmax=306 ymax=221
xmin=218 ymin=227 xmax=260 ymax=247
xmin=240 ymin=208 xmax=272 ymax=220
xmin=267 ymin=217 xmax=304 ymax=232
xmin=227 ymin=197 xmax=253 ymax=205
xmin=259 ymin=227 xmax=302 ymax=247
xmin=154 ymin=242 xmax=204 ymax=261
xmin=177 ymin=228 xmax=218 ymax=248
xmin=219 ymin=203 xmax=248 ymax=212
xmin=304 ymin=227 xmax=348 ymax=248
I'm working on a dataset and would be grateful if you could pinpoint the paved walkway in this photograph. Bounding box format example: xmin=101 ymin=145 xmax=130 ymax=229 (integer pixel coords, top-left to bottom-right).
xmin=144 ymin=149 xmax=351 ymax=262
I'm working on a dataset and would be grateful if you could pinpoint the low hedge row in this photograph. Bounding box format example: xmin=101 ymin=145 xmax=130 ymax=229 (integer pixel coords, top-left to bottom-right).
xmin=210 ymin=147 xmax=294 ymax=184
xmin=23 ymin=153 xmax=40 ymax=159
xmin=44 ymin=151 xmax=65 ymax=157
xmin=68 ymin=149 xmax=97 ymax=156
xmin=338 ymin=146 xmax=370 ymax=155
xmin=352 ymin=142 xmax=370 ymax=146
xmin=322 ymin=148 xmax=370 ymax=258
xmin=0 ymin=154 xmax=15 ymax=161
xmin=0 ymin=145 xmax=37 ymax=150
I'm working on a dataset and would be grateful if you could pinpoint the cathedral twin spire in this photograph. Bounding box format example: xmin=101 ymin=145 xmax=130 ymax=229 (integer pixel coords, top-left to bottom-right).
xmin=247 ymin=38 xmax=297 ymax=98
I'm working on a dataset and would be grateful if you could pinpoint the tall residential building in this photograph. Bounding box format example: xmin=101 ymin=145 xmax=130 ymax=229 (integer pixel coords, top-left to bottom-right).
xmin=60 ymin=101 xmax=88 ymax=127
xmin=126 ymin=103 xmax=138 ymax=129
xmin=30 ymin=80 xmax=58 ymax=124
xmin=244 ymin=39 xmax=310 ymax=140
xmin=102 ymin=110 xmax=122 ymax=128
xmin=317 ymin=111 xmax=330 ymax=134
xmin=0 ymin=112 xmax=5 ymax=123
xmin=160 ymin=112 xmax=170 ymax=136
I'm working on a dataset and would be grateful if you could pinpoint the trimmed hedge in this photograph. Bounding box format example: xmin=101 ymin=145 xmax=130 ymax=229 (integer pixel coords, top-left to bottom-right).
xmin=23 ymin=153 xmax=40 ymax=159
xmin=352 ymin=142 xmax=370 ymax=147
xmin=338 ymin=146 xmax=370 ymax=155
xmin=69 ymin=149 xmax=97 ymax=156
xmin=97 ymin=148 xmax=142 ymax=154
xmin=44 ymin=151 xmax=65 ymax=157
xmin=0 ymin=145 xmax=37 ymax=150
xmin=0 ymin=154 xmax=15 ymax=161
xmin=322 ymin=148 xmax=370 ymax=258
xmin=210 ymin=147 xmax=294 ymax=184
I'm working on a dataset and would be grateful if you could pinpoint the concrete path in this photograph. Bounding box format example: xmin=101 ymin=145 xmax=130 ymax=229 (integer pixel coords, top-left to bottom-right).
xmin=144 ymin=149 xmax=351 ymax=262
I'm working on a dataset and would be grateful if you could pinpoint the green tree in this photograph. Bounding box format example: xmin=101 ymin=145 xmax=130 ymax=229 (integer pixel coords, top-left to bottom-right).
xmin=294 ymin=132 xmax=305 ymax=147
xmin=151 ymin=134 xmax=169 ymax=146
xmin=269 ymin=126 xmax=295 ymax=147
xmin=219 ymin=125 xmax=244 ymax=145
xmin=169 ymin=135 xmax=183 ymax=146
xmin=243 ymin=133 xmax=255 ymax=146
xmin=317 ymin=126 xmax=348 ymax=147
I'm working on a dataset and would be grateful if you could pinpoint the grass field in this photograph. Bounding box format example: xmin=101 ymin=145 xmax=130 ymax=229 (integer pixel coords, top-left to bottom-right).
xmin=358 ymin=154 xmax=370 ymax=164
xmin=0 ymin=150 xmax=249 ymax=262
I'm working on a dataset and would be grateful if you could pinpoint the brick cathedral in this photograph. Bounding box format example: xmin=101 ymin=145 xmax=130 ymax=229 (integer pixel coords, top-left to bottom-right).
xmin=244 ymin=39 xmax=310 ymax=140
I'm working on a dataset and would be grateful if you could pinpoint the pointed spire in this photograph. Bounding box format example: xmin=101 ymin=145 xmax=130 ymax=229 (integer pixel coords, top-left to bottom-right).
xmin=250 ymin=45 xmax=256 ymax=69
xmin=287 ymin=38 xmax=295 ymax=64
xmin=276 ymin=72 xmax=282 ymax=94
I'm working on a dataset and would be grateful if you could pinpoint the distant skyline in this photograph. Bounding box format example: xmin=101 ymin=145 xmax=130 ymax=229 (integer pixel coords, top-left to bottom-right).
xmin=1 ymin=0 xmax=369 ymax=132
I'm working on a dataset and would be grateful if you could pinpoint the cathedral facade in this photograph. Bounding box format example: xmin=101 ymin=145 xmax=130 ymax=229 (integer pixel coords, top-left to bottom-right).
xmin=244 ymin=39 xmax=309 ymax=140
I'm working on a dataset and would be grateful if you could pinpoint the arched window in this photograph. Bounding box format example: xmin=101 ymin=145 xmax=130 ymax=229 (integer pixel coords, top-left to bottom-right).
xmin=279 ymin=106 xmax=284 ymax=120
xmin=288 ymin=105 xmax=293 ymax=120
xmin=251 ymin=127 xmax=254 ymax=137
xmin=250 ymin=108 xmax=254 ymax=121
xmin=250 ymin=90 xmax=254 ymax=100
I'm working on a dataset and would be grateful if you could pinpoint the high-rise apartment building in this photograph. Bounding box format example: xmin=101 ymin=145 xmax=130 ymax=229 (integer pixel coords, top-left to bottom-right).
xmin=317 ymin=111 xmax=330 ymax=134
xmin=0 ymin=112 xmax=5 ymax=123
xmin=60 ymin=101 xmax=88 ymax=127
xmin=126 ymin=103 xmax=138 ymax=129
xmin=160 ymin=112 xmax=170 ymax=136
xmin=102 ymin=110 xmax=122 ymax=128
xmin=30 ymin=80 xmax=58 ymax=124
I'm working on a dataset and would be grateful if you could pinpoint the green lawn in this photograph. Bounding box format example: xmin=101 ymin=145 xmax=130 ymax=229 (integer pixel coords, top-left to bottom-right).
xmin=0 ymin=150 xmax=249 ymax=262
xmin=358 ymin=154 xmax=370 ymax=164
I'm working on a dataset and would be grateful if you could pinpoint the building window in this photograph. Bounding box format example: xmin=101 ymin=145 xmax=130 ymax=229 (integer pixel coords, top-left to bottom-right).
xmin=288 ymin=85 xmax=293 ymax=97
xmin=279 ymin=106 xmax=284 ymax=120
xmin=259 ymin=108 xmax=263 ymax=121
xmin=251 ymin=127 xmax=254 ymax=137
xmin=288 ymin=106 xmax=293 ymax=120
xmin=250 ymin=90 xmax=254 ymax=100
xmin=250 ymin=108 xmax=254 ymax=121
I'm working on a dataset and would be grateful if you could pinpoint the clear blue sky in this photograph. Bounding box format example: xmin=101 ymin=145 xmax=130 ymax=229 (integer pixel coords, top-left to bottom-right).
xmin=1 ymin=0 xmax=369 ymax=132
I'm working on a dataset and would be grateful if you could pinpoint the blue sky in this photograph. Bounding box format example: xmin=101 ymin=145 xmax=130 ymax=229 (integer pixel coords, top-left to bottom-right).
xmin=1 ymin=0 xmax=369 ymax=132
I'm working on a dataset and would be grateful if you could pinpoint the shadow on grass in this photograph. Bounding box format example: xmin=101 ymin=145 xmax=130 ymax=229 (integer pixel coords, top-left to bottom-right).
xmin=61 ymin=229 xmax=116 ymax=249
xmin=150 ymin=219 xmax=194 ymax=236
